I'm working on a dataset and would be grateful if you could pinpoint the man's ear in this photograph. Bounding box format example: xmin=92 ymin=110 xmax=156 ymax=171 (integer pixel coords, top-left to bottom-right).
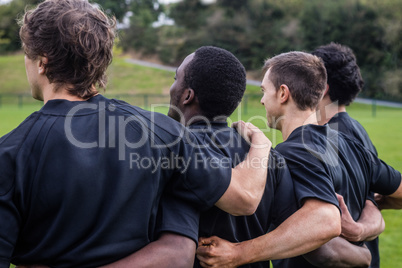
xmin=38 ymin=55 xmax=48 ymax=75
xmin=278 ymin=84 xmax=290 ymax=104
xmin=183 ymin=88 xmax=195 ymax=105
xmin=323 ymin=84 xmax=330 ymax=96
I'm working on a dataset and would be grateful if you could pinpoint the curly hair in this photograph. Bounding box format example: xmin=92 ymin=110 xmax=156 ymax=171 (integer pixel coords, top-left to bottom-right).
xmin=312 ymin=43 xmax=364 ymax=106
xmin=264 ymin=51 xmax=327 ymax=111
xmin=183 ymin=46 xmax=247 ymax=120
xmin=19 ymin=0 xmax=116 ymax=99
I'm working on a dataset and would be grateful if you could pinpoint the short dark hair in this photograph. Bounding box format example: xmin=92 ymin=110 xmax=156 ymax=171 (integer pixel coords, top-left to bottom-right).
xmin=264 ymin=51 xmax=327 ymax=111
xmin=19 ymin=0 xmax=117 ymax=99
xmin=311 ymin=42 xmax=364 ymax=106
xmin=183 ymin=46 xmax=247 ymax=120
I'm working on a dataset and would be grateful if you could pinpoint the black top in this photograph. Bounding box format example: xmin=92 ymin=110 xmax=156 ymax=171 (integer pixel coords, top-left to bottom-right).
xmin=329 ymin=112 xmax=381 ymax=268
xmin=272 ymin=124 xmax=401 ymax=268
xmin=156 ymin=121 xmax=298 ymax=268
xmin=328 ymin=112 xmax=377 ymax=156
xmin=0 ymin=95 xmax=232 ymax=268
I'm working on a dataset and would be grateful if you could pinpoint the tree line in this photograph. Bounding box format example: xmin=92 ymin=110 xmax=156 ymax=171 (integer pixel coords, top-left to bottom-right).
xmin=1 ymin=0 xmax=401 ymax=101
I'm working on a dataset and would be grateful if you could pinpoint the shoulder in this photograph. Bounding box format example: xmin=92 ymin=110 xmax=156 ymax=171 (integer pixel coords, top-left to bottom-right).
xmin=276 ymin=127 xmax=322 ymax=161
xmin=277 ymin=125 xmax=344 ymax=170
xmin=0 ymin=112 xmax=41 ymax=195
xmin=110 ymin=99 xmax=195 ymax=144
xmin=268 ymin=148 xmax=287 ymax=172
xmin=0 ymin=112 xmax=41 ymax=149
xmin=269 ymin=149 xmax=293 ymax=187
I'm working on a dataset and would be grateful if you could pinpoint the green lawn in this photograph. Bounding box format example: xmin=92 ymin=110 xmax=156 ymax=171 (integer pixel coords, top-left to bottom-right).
xmin=0 ymin=53 xmax=175 ymax=95
xmin=1 ymin=53 xmax=402 ymax=267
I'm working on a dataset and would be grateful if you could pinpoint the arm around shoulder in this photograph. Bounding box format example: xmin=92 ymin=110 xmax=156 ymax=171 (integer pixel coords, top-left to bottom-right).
xmin=235 ymin=199 xmax=340 ymax=264
xmin=304 ymin=237 xmax=371 ymax=268
xmin=196 ymin=199 xmax=340 ymax=267
xmin=215 ymin=121 xmax=271 ymax=216
xmin=99 ymin=233 xmax=196 ymax=268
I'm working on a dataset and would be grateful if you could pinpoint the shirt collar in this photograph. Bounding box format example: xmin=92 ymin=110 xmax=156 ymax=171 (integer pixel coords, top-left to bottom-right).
xmin=39 ymin=94 xmax=108 ymax=116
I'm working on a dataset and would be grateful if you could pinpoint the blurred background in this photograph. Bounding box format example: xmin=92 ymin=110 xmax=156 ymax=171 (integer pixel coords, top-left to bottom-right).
xmin=1 ymin=0 xmax=402 ymax=102
xmin=1 ymin=0 xmax=402 ymax=266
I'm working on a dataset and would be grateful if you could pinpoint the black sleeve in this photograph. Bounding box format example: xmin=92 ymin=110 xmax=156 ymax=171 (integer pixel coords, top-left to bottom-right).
xmin=0 ymin=136 xmax=20 ymax=267
xmin=368 ymin=153 xmax=402 ymax=195
xmin=167 ymin=131 xmax=232 ymax=211
xmin=277 ymin=144 xmax=340 ymax=211
xmin=154 ymin=193 xmax=200 ymax=245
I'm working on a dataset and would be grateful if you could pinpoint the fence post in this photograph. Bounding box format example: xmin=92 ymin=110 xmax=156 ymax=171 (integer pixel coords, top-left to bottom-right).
xmin=372 ymin=99 xmax=377 ymax=118
xmin=144 ymin=95 xmax=148 ymax=109
xmin=244 ymin=95 xmax=248 ymax=115
xmin=18 ymin=95 xmax=23 ymax=109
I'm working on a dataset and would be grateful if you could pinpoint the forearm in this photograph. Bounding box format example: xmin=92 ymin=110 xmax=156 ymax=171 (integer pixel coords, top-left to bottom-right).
xmin=235 ymin=199 xmax=341 ymax=265
xmin=376 ymin=195 xmax=402 ymax=210
xmin=356 ymin=200 xmax=385 ymax=241
xmin=100 ymin=233 xmax=196 ymax=268
xmin=304 ymin=237 xmax=371 ymax=267
xmin=216 ymin=129 xmax=270 ymax=216
xmin=232 ymin=139 xmax=270 ymax=212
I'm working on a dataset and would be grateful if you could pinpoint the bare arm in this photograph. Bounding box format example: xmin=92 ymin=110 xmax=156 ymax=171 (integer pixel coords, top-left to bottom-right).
xmin=375 ymin=177 xmax=402 ymax=210
xmin=16 ymin=233 xmax=196 ymax=268
xmin=196 ymin=199 xmax=341 ymax=267
xmin=337 ymin=194 xmax=385 ymax=242
xmin=304 ymin=237 xmax=371 ymax=268
xmin=215 ymin=121 xmax=271 ymax=216
xmin=100 ymin=233 xmax=195 ymax=268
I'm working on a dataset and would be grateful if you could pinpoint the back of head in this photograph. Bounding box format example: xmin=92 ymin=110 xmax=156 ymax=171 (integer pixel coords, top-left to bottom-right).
xmin=19 ymin=0 xmax=116 ymax=99
xmin=264 ymin=51 xmax=327 ymax=111
xmin=311 ymin=42 xmax=364 ymax=106
xmin=184 ymin=46 xmax=246 ymax=120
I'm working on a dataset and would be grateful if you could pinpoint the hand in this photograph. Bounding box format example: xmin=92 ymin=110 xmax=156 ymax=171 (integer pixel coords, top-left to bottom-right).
xmin=374 ymin=193 xmax=385 ymax=210
xmin=196 ymin=236 xmax=242 ymax=268
xmin=336 ymin=193 xmax=364 ymax=242
xmin=232 ymin=121 xmax=271 ymax=148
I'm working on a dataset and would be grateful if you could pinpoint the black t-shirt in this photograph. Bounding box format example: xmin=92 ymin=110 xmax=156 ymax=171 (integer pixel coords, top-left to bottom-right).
xmin=0 ymin=95 xmax=232 ymax=268
xmin=328 ymin=112 xmax=377 ymax=155
xmin=156 ymin=121 xmax=298 ymax=268
xmin=329 ymin=112 xmax=381 ymax=268
xmin=272 ymin=124 xmax=401 ymax=268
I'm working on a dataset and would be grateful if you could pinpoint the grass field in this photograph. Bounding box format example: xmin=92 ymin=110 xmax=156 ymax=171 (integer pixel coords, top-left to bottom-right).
xmin=1 ymin=53 xmax=402 ymax=266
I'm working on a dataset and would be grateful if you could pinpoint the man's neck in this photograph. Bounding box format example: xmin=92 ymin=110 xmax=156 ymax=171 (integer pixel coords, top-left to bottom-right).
xmin=318 ymin=102 xmax=347 ymax=125
xmin=42 ymin=85 xmax=88 ymax=104
xmin=280 ymin=108 xmax=319 ymax=141
xmin=183 ymin=109 xmax=227 ymax=126
xmin=186 ymin=117 xmax=227 ymax=126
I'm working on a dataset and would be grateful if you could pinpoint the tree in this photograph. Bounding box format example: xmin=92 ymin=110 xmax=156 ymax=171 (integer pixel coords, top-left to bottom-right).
xmin=120 ymin=0 xmax=163 ymax=54
xmin=90 ymin=0 xmax=129 ymax=22
xmin=0 ymin=0 xmax=40 ymax=53
xmin=299 ymin=0 xmax=387 ymax=98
